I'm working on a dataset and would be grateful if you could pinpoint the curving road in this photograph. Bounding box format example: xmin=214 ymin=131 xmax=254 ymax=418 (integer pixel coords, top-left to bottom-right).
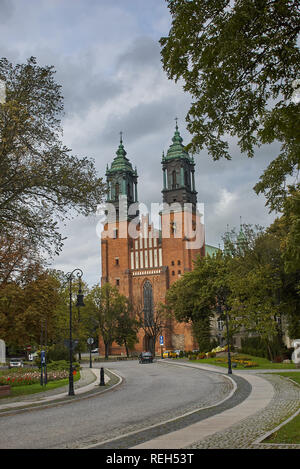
xmin=0 ymin=360 xmax=232 ymax=449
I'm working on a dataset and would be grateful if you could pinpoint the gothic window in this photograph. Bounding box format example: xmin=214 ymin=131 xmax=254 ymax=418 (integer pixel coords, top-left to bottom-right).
xmin=143 ymin=280 xmax=153 ymax=326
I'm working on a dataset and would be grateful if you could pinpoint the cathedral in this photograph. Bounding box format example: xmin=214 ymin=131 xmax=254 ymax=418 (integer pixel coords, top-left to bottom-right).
xmin=99 ymin=123 xmax=208 ymax=356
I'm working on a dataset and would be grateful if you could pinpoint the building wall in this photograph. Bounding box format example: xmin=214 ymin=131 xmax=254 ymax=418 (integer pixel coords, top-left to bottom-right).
xmin=99 ymin=211 xmax=204 ymax=356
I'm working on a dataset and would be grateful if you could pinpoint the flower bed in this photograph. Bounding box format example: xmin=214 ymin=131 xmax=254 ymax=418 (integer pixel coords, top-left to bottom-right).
xmin=0 ymin=368 xmax=69 ymax=387
xmin=216 ymin=356 xmax=258 ymax=367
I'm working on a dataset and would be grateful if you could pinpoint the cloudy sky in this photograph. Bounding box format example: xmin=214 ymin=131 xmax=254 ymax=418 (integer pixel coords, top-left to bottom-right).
xmin=1 ymin=0 xmax=278 ymax=286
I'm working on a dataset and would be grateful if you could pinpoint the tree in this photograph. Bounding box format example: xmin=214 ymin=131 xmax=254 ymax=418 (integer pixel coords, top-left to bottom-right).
xmin=166 ymin=252 xmax=229 ymax=351
xmin=136 ymin=302 xmax=170 ymax=357
xmin=0 ymin=270 xmax=63 ymax=350
xmin=226 ymin=223 xmax=300 ymax=358
xmin=279 ymin=188 xmax=300 ymax=276
xmin=85 ymin=283 xmax=128 ymax=359
xmin=0 ymin=57 xmax=105 ymax=255
xmin=0 ymin=233 xmax=43 ymax=287
xmin=160 ymin=1 xmax=300 ymax=211
xmin=115 ymin=305 xmax=140 ymax=357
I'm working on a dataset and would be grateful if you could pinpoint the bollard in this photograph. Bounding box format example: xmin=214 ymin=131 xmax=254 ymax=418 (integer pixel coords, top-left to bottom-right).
xmin=100 ymin=367 xmax=105 ymax=386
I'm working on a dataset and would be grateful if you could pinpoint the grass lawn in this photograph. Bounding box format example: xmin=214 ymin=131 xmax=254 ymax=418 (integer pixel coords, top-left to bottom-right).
xmin=263 ymin=372 xmax=300 ymax=445
xmin=180 ymin=353 xmax=299 ymax=370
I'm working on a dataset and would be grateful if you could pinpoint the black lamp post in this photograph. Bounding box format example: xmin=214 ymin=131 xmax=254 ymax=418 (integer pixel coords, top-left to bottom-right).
xmin=66 ymin=268 xmax=85 ymax=396
xmin=217 ymin=295 xmax=232 ymax=375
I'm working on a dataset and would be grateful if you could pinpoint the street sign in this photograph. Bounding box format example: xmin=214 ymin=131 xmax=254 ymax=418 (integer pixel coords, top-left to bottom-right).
xmin=159 ymin=335 xmax=164 ymax=346
xmin=41 ymin=350 xmax=46 ymax=364
xmin=87 ymin=337 xmax=94 ymax=345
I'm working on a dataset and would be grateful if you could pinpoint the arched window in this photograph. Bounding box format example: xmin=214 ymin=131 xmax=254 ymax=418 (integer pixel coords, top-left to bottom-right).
xmin=172 ymin=170 xmax=177 ymax=189
xmin=143 ymin=280 xmax=153 ymax=326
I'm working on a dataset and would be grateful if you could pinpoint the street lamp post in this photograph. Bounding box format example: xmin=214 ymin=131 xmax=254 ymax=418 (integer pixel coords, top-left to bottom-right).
xmin=66 ymin=268 xmax=85 ymax=396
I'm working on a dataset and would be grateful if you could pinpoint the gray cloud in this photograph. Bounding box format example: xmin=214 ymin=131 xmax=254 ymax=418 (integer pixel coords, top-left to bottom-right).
xmin=0 ymin=0 xmax=14 ymax=23
xmin=0 ymin=1 xmax=278 ymax=285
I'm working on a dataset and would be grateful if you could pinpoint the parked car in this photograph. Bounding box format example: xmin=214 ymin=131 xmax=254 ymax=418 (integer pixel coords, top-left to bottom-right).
xmin=91 ymin=348 xmax=99 ymax=353
xmin=163 ymin=350 xmax=177 ymax=358
xmin=139 ymin=351 xmax=153 ymax=364
xmin=9 ymin=359 xmax=24 ymax=368
xmin=174 ymin=350 xmax=183 ymax=357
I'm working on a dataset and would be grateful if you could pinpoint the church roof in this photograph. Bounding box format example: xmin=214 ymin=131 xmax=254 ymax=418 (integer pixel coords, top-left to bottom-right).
xmin=106 ymin=134 xmax=136 ymax=175
xmin=162 ymin=121 xmax=193 ymax=163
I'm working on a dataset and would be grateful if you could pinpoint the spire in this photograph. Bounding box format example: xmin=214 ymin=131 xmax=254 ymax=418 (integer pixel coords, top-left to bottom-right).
xmin=107 ymin=133 xmax=135 ymax=174
xmin=164 ymin=119 xmax=191 ymax=161
xmin=106 ymin=134 xmax=138 ymax=215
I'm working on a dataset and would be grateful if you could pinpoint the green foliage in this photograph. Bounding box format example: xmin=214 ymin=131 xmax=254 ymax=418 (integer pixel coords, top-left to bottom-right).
xmin=167 ymin=222 xmax=299 ymax=360
xmin=160 ymin=1 xmax=300 ymax=211
xmin=0 ymin=270 xmax=65 ymax=350
xmin=46 ymin=360 xmax=80 ymax=372
xmin=191 ymin=317 xmax=211 ymax=352
xmin=84 ymin=283 xmax=131 ymax=358
xmin=240 ymin=336 xmax=286 ymax=361
xmin=45 ymin=344 xmax=70 ymax=362
xmin=0 ymin=56 xmax=105 ymax=255
xmin=115 ymin=308 xmax=140 ymax=357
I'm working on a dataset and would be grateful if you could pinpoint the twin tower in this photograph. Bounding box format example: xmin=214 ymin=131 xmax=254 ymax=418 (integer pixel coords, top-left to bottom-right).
xmin=100 ymin=123 xmax=205 ymax=355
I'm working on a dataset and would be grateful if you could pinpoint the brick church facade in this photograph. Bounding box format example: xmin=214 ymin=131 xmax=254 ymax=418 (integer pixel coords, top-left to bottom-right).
xmin=100 ymin=123 xmax=206 ymax=356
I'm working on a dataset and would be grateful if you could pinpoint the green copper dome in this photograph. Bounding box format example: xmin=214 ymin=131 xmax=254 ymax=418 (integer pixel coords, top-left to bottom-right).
xmin=162 ymin=121 xmax=192 ymax=163
xmin=106 ymin=134 xmax=135 ymax=175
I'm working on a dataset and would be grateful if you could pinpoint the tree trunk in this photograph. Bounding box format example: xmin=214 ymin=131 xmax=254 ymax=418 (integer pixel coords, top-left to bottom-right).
xmin=104 ymin=342 xmax=110 ymax=360
xmin=124 ymin=339 xmax=129 ymax=358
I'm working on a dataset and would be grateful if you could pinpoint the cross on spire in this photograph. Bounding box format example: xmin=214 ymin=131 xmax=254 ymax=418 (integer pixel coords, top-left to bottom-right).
xmin=175 ymin=117 xmax=178 ymax=130
xmin=120 ymin=131 xmax=123 ymax=143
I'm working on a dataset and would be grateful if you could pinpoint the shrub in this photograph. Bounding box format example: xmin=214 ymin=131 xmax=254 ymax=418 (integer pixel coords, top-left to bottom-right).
xmin=240 ymin=336 xmax=286 ymax=361
xmin=46 ymin=360 xmax=80 ymax=371
xmin=188 ymin=354 xmax=197 ymax=360
xmin=197 ymin=353 xmax=206 ymax=359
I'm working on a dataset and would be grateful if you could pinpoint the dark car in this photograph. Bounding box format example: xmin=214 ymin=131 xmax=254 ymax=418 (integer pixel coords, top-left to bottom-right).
xmin=139 ymin=352 xmax=153 ymax=364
